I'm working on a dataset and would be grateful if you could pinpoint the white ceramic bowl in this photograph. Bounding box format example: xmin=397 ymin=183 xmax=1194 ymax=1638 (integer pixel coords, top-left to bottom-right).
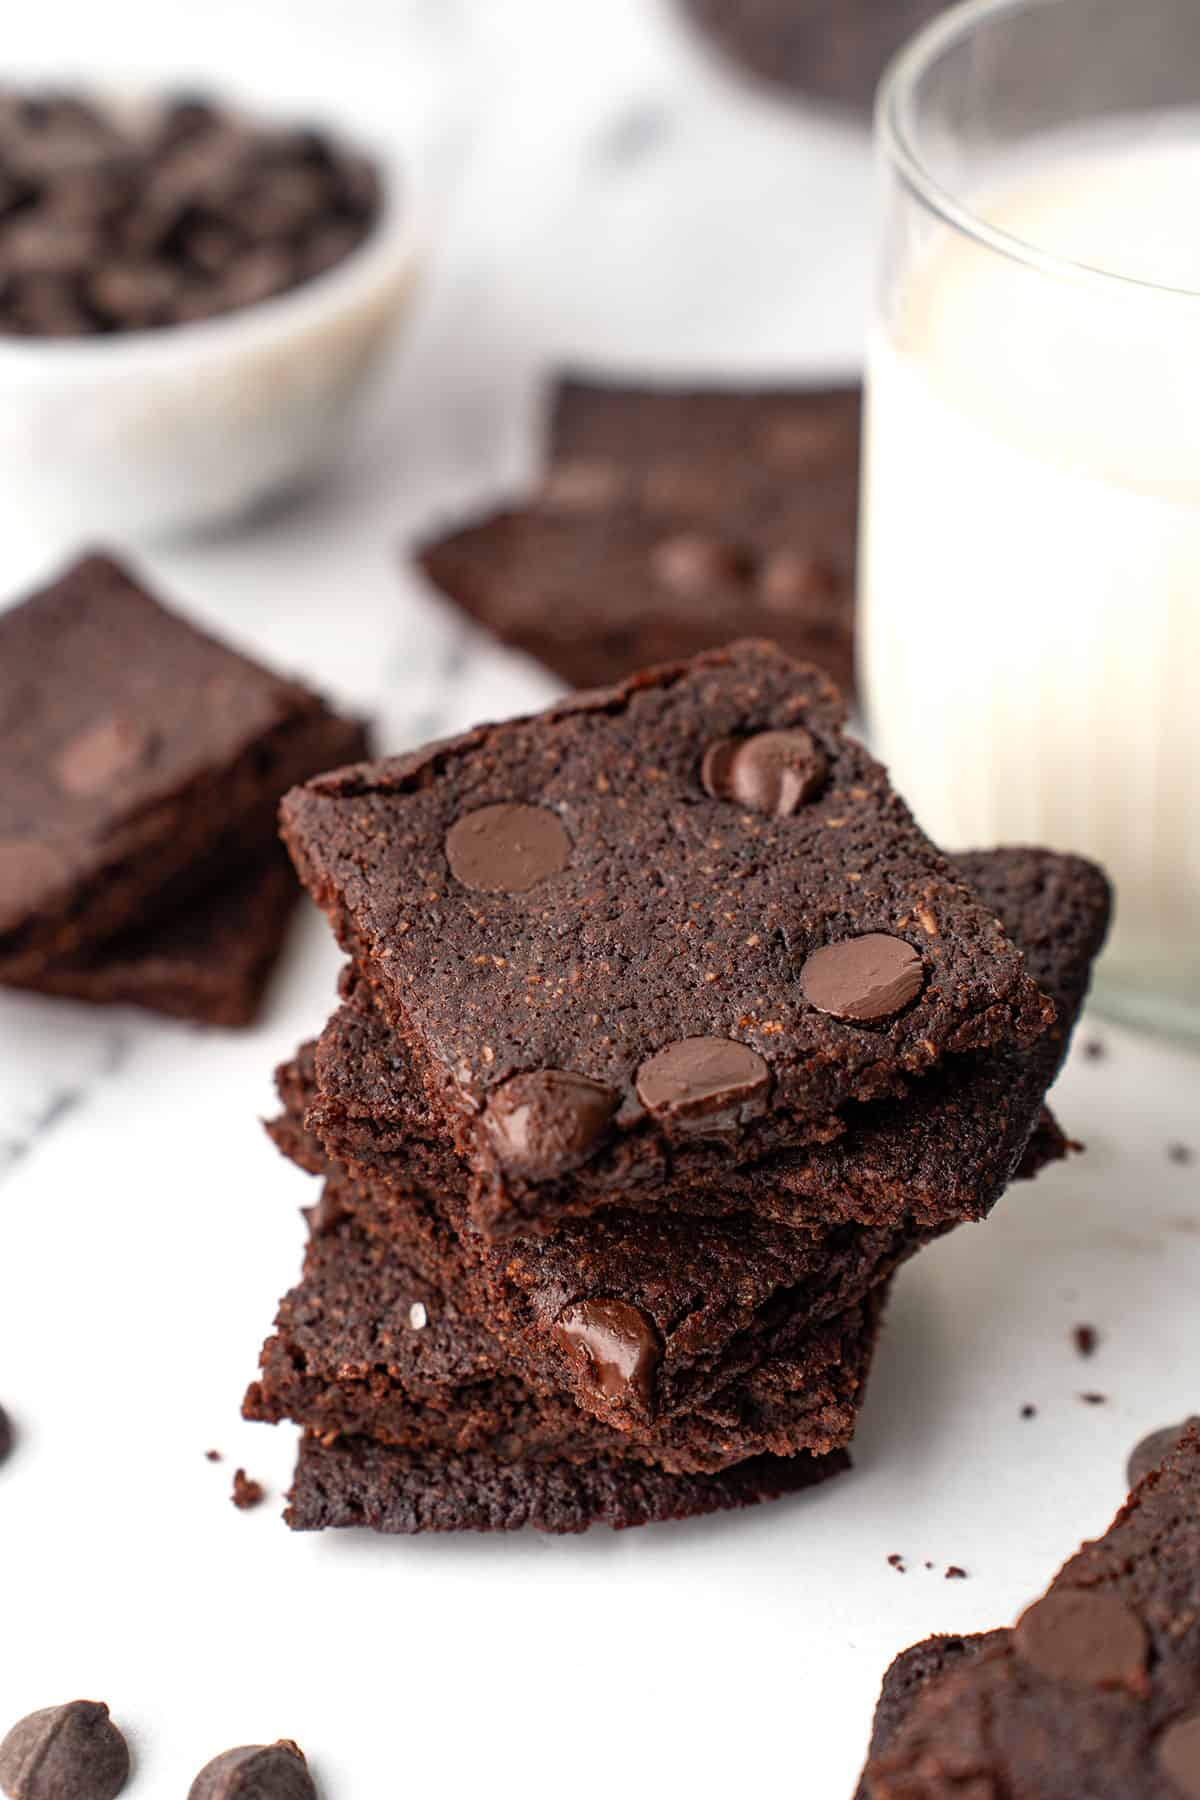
xmin=0 ymin=143 xmax=422 ymax=540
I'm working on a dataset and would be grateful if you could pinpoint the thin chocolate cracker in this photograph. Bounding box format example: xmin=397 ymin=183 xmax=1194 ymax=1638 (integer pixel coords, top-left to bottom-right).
xmin=286 ymin=1428 xmax=851 ymax=1535
xmin=860 ymin=1425 xmax=1200 ymax=1798
xmin=418 ymin=381 xmax=860 ymax=695
xmin=280 ymin=642 xmax=1054 ymax=1234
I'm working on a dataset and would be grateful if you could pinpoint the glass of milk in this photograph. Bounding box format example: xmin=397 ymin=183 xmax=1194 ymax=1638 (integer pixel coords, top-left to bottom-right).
xmin=861 ymin=0 xmax=1200 ymax=1041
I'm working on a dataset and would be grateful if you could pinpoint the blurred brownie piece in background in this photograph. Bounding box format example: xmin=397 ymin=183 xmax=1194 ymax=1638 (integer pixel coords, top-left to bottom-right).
xmin=417 ymin=380 xmax=860 ymax=696
xmin=681 ymin=0 xmax=949 ymax=115
xmin=0 ymin=551 xmax=368 ymax=1023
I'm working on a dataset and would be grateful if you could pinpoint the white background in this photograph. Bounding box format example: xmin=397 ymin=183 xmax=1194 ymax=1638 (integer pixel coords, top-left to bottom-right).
xmin=0 ymin=3 xmax=1198 ymax=1796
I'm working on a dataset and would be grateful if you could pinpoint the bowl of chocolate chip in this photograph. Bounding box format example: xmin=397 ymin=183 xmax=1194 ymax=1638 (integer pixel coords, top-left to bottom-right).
xmin=0 ymin=87 xmax=421 ymax=537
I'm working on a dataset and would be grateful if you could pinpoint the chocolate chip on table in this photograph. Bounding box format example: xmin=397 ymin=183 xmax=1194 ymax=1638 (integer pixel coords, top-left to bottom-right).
xmin=554 ymin=1298 xmax=661 ymax=1408
xmin=1013 ymin=1588 xmax=1148 ymax=1692
xmin=1159 ymin=1712 xmax=1200 ymax=1799
xmin=187 ymin=1739 xmax=316 ymax=1800
xmin=0 ymin=1700 xmax=130 ymax=1800
xmin=635 ymin=1035 xmax=770 ymax=1131
xmin=1127 ymin=1419 xmax=1200 ymax=1489
xmin=799 ymin=933 xmax=925 ymax=1022
xmin=231 ymin=1468 xmax=265 ymax=1510
xmin=1072 ymin=1324 xmax=1099 ymax=1358
xmin=444 ymin=803 xmax=571 ymax=894
xmin=482 ymin=1069 xmax=618 ymax=1177
xmin=701 ymin=727 xmax=827 ymax=815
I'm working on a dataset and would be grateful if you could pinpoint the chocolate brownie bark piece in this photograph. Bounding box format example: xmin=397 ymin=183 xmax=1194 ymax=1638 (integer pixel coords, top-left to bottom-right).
xmin=286 ymin=1428 xmax=851 ymax=1535
xmin=305 ymin=846 xmax=1104 ymax=1238
xmin=244 ymin=1201 xmax=890 ymax=1471
xmin=852 ymin=1634 xmax=1006 ymax=1800
xmin=281 ymin=642 xmax=1052 ymax=1227
xmin=861 ymin=1424 xmax=1200 ymax=1798
xmin=681 ymin=0 xmax=948 ymax=115
xmin=18 ymin=853 xmax=298 ymax=1025
xmin=418 ymin=381 xmax=860 ymax=694
xmin=0 ymin=550 xmax=367 ymax=980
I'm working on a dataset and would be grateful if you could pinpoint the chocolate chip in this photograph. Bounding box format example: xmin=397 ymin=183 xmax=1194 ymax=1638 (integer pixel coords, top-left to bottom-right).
xmin=650 ymin=532 xmax=745 ymax=595
xmin=187 ymin=1739 xmax=315 ymax=1800
xmin=1013 ymin=1588 xmax=1148 ymax=1691
xmin=0 ymin=1700 xmax=130 ymax=1800
xmin=554 ymin=1298 xmax=660 ymax=1409
xmin=1127 ymin=1419 xmax=1199 ymax=1489
xmin=55 ymin=716 xmax=154 ymax=795
xmin=1158 ymin=1712 xmax=1200 ymax=1799
xmin=701 ymin=727 xmax=827 ymax=815
xmin=635 ymin=1035 xmax=770 ymax=1131
xmin=482 ymin=1069 xmax=618 ymax=1178
xmin=444 ymin=803 xmax=571 ymax=894
xmin=0 ymin=838 xmax=71 ymax=931
xmin=231 ymin=1468 xmax=264 ymax=1510
xmin=799 ymin=933 xmax=924 ymax=1022
xmin=0 ymin=1404 xmax=13 ymax=1464
xmin=1073 ymin=1324 xmax=1099 ymax=1358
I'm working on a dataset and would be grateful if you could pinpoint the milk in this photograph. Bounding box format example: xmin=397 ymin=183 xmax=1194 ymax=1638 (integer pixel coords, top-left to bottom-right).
xmin=862 ymin=124 xmax=1200 ymax=1030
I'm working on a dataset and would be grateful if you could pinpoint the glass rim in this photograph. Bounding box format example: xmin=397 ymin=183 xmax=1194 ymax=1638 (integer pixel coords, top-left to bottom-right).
xmin=876 ymin=0 xmax=1200 ymax=302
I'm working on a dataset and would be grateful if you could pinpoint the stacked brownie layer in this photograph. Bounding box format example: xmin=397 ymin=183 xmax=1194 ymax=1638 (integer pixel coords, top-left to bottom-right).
xmin=0 ymin=552 xmax=368 ymax=1025
xmin=248 ymin=642 xmax=1110 ymax=1534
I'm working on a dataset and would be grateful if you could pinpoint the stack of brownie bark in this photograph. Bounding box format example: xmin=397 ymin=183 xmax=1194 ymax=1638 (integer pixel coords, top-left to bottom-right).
xmin=0 ymin=552 xmax=367 ymax=1026
xmin=246 ymin=641 xmax=1111 ymax=1534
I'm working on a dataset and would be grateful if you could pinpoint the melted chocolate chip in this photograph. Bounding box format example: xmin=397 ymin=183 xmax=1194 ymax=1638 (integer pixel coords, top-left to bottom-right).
xmin=187 ymin=1739 xmax=316 ymax=1800
xmin=635 ymin=1035 xmax=770 ymax=1131
xmin=55 ymin=715 xmax=154 ymax=795
xmin=554 ymin=1298 xmax=660 ymax=1409
xmin=799 ymin=933 xmax=924 ymax=1022
xmin=1013 ymin=1588 xmax=1148 ymax=1692
xmin=1159 ymin=1713 xmax=1200 ymax=1799
xmin=0 ymin=1700 xmax=130 ymax=1800
xmin=482 ymin=1069 xmax=618 ymax=1178
xmin=701 ymin=727 xmax=827 ymax=815
xmin=1127 ymin=1419 xmax=1199 ymax=1490
xmin=444 ymin=803 xmax=571 ymax=894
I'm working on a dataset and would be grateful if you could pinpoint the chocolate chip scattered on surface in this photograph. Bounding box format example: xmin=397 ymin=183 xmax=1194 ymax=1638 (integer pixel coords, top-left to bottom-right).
xmin=0 ymin=1700 xmax=130 ymax=1800
xmin=187 ymin=1739 xmax=316 ymax=1800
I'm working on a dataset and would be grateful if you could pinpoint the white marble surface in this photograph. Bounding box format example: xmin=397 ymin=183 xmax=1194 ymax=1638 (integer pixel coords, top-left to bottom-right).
xmin=0 ymin=4 xmax=1198 ymax=1797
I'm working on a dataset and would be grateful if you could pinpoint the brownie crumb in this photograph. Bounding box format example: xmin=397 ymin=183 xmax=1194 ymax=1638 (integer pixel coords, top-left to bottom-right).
xmin=0 ymin=1405 xmax=12 ymax=1465
xmin=1168 ymin=1142 xmax=1194 ymax=1166
xmin=1021 ymin=1404 xmax=1038 ymax=1419
xmin=887 ymin=1554 xmax=907 ymax=1573
xmin=1073 ymin=1324 xmax=1099 ymax=1358
xmin=231 ymin=1468 xmax=265 ymax=1510
xmin=1080 ymin=1392 xmax=1108 ymax=1406
xmin=205 ymin=1449 xmax=223 ymax=1463
xmin=1083 ymin=1038 xmax=1106 ymax=1060
xmin=945 ymin=1566 xmax=968 ymax=1580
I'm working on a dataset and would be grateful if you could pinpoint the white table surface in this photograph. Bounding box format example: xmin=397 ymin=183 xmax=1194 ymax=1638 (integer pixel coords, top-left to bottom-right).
xmin=1 ymin=4 xmax=1198 ymax=1796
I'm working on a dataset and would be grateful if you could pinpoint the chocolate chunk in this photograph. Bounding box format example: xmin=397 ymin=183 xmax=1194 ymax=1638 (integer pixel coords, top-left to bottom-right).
xmin=553 ymin=1298 xmax=661 ymax=1408
xmin=0 ymin=1700 xmax=130 ymax=1800
xmin=650 ymin=533 xmax=745 ymax=595
xmin=482 ymin=1069 xmax=618 ymax=1177
xmin=701 ymin=727 xmax=827 ymax=815
xmin=55 ymin=716 xmax=154 ymax=796
xmin=231 ymin=1468 xmax=265 ymax=1510
xmin=444 ymin=803 xmax=570 ymax=894
xmin=1159 ymin=1714 xmax=1200 ymax=1799
xmin=0 ymin=1404 xmax=12 ymax=1463
xmin=635 ymin=1035 xmax=770 ymax=1130
xmin=1127 ymin=1419 xmax=1199 ymax=1489
xmin=799 ymin=933 xmax=924 ymax=1022
xmin=1013 ymin=1588 xmax=1148 ymax=1692
xmin=187 ymin=1740 xmax=315 ymax=1800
